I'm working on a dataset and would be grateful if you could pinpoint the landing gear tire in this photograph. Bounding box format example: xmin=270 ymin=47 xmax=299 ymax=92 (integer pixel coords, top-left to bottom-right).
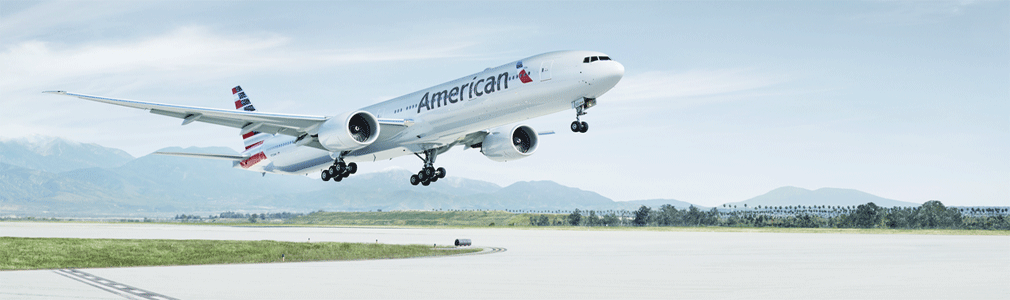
xmin=571 ymin=121 xmax=581 ymax=132
xmin=323 ymin=156 xmax=357 ymax=182
xmin=413 ymin=149 xmax=445 ymax=187
xmin=579 ymin=121 xmax=589 ymax=133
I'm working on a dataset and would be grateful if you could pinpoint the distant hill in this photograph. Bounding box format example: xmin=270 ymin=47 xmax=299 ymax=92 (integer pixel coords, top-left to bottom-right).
xmin=473 ymin=181 xmax=616 ymax=210
xmin=618 ymin=199 xmax=704 ymax=209
xmin=723 ymin=186 xmax=920 ymax=208
xmin=2 ymin=136 xmax=927 ymax=217
xmin=0 ymin=136 xmax=133 ymax=173
xmin=0 ymin=143 xmax=329 ymax=216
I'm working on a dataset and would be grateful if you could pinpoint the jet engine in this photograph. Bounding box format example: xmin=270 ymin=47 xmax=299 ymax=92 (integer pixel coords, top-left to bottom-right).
xmin=316 ymin=111 xmax=380 ymax=151
xmin=481 ymin=124 xmax=539 ymax=162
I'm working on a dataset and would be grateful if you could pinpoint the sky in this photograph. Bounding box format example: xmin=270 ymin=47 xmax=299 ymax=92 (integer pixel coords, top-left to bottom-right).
xmin=1 ymin=1 xmax=1007 ymax=207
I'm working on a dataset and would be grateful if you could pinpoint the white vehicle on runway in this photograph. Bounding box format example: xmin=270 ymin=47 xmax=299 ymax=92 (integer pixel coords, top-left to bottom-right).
xmin=47 ymin=51 xmax=624 ymax=186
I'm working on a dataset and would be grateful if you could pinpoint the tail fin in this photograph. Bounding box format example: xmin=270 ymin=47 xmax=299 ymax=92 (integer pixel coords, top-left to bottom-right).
xmin=232 ymin=86 xmax=269 ymax=151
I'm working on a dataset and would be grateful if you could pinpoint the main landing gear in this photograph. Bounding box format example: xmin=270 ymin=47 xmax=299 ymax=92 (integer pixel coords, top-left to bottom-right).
xmin=409 ymin=149 xmax=446 ymax=186
xmin=570 ymin=98 xmax=594 ymax=133
xmin=320 ymin=158 xmax=357 ymax=182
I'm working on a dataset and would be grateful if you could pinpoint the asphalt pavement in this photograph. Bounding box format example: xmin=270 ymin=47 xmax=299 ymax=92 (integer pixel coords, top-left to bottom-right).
xmin=1 ymin=222 xmax=1007 ymax=299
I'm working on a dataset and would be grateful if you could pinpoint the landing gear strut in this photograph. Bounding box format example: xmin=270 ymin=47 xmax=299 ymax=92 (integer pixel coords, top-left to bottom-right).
xmin=320 ymin=156 xmax=357 ymax=182
xmin=409 ymin=149 xmax=446 ymax=186
xmin=570 ymin=98 xmax=594 ymax=133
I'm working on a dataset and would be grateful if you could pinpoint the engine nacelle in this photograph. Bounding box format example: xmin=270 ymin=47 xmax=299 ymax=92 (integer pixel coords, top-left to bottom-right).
xmin=481 ymin=124 xmax=539 ymax=162
xmin=316 ymin=111 xmax=380 ymax=151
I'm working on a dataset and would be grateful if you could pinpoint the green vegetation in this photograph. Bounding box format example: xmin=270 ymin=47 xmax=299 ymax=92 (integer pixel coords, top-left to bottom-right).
xmin=0 ymin=237 xmax=478 ymax=270
xmin=548 ymin=200 xmax=1009 ymax=231
xmin=273 ymin=201 xmax=1008 ymax=233
xmin=682 ymin=201 xmax=1003 ymax=230
xmin=287 ymin=210 xmax=514 ymax=226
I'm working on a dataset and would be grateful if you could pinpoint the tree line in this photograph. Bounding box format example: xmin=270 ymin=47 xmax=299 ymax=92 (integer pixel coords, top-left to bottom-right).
xmin=175 ymin=211 xmax=305 ymax=223
xmin=523 ymin=201 xmax=1009 ymax=230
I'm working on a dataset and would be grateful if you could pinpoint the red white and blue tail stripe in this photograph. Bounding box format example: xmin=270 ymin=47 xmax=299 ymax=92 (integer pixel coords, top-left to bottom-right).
xmin=233 ymin=86 xmax=269 ymax=168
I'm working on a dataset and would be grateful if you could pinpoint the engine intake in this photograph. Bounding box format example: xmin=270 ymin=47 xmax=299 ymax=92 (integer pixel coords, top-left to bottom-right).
xmin=481 ymin=124 xmax=539 ymax=162
xmin=317 ymin=111 xmax=380 ymax=151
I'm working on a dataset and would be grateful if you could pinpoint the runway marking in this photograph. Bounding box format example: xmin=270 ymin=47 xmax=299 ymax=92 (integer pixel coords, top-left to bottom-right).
xmin=54 ymin=269 xmax=178 ymax=300
xmin=426 ymin=246 xmax=506 ymax=259
xmin=456 ymin=246 xmax=507 ymax=256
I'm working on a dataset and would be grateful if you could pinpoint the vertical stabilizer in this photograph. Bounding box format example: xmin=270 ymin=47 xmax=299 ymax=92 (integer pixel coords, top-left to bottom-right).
xmin=232 ymin=86 xmax=269 ymax=152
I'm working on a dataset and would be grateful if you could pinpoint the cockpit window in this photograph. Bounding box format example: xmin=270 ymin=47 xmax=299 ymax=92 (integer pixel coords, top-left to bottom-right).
xmin=583 ymin=56 xmax=612 ymax=63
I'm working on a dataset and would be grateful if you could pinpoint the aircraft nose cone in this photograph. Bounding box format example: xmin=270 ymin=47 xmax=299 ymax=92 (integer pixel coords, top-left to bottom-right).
xmin=609 ymin=61 xmax=625 ymax=83
xmin=598 ymin=61 xmax=625 ymax=89
xmin=583 ymin=59 xmax=626 ymax=98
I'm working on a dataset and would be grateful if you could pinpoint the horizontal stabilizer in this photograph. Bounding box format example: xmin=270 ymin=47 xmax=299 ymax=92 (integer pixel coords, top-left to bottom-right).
xmin=154 ymin=151 xmax=249 ymax=161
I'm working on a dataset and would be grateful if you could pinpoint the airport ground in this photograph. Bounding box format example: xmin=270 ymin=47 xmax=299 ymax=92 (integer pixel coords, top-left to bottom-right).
xmin=1 ymin=222 xmax=1007 ymax=299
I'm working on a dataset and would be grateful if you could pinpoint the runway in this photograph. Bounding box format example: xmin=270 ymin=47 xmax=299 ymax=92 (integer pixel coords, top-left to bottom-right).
xmin=2 ymin=222 xmax=1007 ymax=299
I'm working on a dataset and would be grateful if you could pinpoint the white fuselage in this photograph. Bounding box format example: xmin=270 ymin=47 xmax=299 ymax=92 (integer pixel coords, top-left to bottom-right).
xmin=239 ymin=50 xmax=624 ymax=175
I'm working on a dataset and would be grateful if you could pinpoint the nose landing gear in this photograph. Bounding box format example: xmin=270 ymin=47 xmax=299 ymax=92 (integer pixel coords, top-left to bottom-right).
xmin=571 ymin=98 xmax=595 ymax=133
xmin=570 ymin=120 xmax=588 ymax=133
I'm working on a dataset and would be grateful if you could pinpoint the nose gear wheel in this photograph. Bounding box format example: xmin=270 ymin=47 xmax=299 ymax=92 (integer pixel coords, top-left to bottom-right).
xmin=571 ymin=98 xmax=591 ymax=133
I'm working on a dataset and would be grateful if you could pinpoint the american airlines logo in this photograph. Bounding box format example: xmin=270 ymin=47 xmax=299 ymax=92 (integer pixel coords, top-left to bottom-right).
xmin=517 ymin=60 xmax=533 ymax=83
xmin=417 ymin=62 xmax=531 ymax=113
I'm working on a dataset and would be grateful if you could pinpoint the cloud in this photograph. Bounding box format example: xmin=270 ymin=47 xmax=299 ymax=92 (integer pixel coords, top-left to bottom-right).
xmin=850 ymin=1 xmax=979 ymax=26
xmin=2 ymin=27 xmax=286 ymax=87
xmin=0 ymin=26 xmax=478 ymax=94
xmin=606 ymin=69 xmax=787 ymax=105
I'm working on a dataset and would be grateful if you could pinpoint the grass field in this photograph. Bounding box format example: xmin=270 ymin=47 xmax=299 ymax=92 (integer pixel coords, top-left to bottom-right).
xmin=0 ymin=237 xmax=479 ymax=270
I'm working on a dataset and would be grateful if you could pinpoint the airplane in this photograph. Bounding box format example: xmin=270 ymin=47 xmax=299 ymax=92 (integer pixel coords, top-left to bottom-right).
xmin=45 ymin=50 xmax=624 ymax=186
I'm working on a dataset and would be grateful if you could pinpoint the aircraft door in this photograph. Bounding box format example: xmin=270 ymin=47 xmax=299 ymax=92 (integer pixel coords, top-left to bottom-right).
xmin=540 ymin=60 xmax=553 ymax=81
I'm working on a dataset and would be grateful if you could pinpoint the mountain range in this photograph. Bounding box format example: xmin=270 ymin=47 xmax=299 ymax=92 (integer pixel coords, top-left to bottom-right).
xmin=0 ymin=136 xmax=920 ymax=217
xmin=724 ymin=186 xmax=919 ymax=208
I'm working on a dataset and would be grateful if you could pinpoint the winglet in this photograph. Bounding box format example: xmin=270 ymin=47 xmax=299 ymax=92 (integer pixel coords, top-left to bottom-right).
xmin=42 ymin=91 xmax=67 ymax=95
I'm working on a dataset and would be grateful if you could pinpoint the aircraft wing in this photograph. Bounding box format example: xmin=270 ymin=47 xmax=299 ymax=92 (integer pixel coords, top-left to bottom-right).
xmin=44 ymin=91 xmax=327 ymax=137
xmin=154 ymin=151 xmax=249 ymax=161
